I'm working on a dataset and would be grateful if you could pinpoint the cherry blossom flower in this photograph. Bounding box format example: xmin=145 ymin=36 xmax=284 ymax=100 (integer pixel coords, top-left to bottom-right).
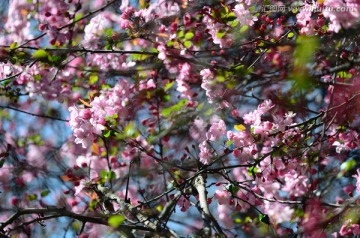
xmin=262 ymin=201 xmax=294 ymax=224
xmin=199 ymin=141 xmax=213 ymax=164
xmin=217 ymin=204 xmax=233 ymax=228
xmin=214 ymin=189 xmax=231 ymax=205
xmin=206 ymin=120 xmax=226 ymax=141
xmin=339 ymin=219 xmax=360 ymax=236
xmin=233 ymin=3 xmax=257 ymax=26
xmin=353 ymin=169 xmax=360 ymax=193
xmin=323 ymin=0 xmax=360 ymax=33
xmin=282 ymin=171 xmax=308 ymax=197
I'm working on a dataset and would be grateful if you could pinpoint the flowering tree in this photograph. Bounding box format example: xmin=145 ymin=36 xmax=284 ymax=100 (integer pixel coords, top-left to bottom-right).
xmin=1 ymin=0 xmax=360 ymax=237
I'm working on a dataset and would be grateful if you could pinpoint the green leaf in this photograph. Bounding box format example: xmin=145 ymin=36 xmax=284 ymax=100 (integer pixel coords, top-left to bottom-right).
xmin=89 ymin=75 xmax=99 ymax=84
xmin=226 ymin=140 xmax=233 ymax=147
xmin=32 ymin=49 xmax=48 ymax=59
xmin=225 ymin=184 xmax=239 ymax=195
xmin=108 ymin=215 xmax=125 ymax=228
xmin=167 ymin=40 xmax=175 ymax=47
xmin=184 ymin=41 xmax=192 ymax=48
xmin=10 ymin=42 xmax=18 ymax=50
xmin=100 ymin=170 xmax=107 ymax=179
xmin=89 ymin=199 xmax=98 ymax=211
xmin=74 ymin=13 xmax=84 ymax=22
xmin=177 ymin=30 xmax=184 ymax=38
xmin=163 ymin=94 xmax=170 ymax=102
xmin=226 ymin=12 xmax=237 ymax=22
xmin=0 ymin=159 xmax=5 ymax=168
xmin=216 ymin=30 xmax=226 ymax=39
xmin=259 ymin=214 xmax=270 ymax=225
xmin=234 ymin=218 xmax=242 ymax=224
xmin=228 ymin=20 xmax=239 ymax=27
xmin=105 ymin=29 xmax=113 ymax=37
xmin=290 ymin=36 xmax=318 ymax=89
xmin=185 ymin=32 xmax=194 ymax=40
xmin=287 ymin=32 xmax=294 ymax=38
xmin=216 ymin=74 xmax=226 ymax=82
xmin=247 ymin=166 xmax=258 ymax=175
xmin=161 ymin=99 xmax=188 ymax=117
xmin=124 ymin=121 xmax=137 ymax=137
xmin=103 ymin=130 xmax=111 ymax=138
xmin=27 ymin=194 xmax=38 ymax=201
xmin=240 ymin=25 xmax=249 ymax=33
xmin=41 ymin=189 xmax=50 ymax=197
xmin=107 ymin=171 xmax=116 ymax=180
xmin=340 ymin=159 xmax=357 ymax=172
xmin=48 ymin=55 xmax=61 ymax=63
xmin=165 ymin=81 xmax=174 ymax=91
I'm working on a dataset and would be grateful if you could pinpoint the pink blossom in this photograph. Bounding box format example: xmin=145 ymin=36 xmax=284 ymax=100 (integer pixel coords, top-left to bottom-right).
xmin=79 ymin=109 xmax=92 ymax=120
xmin=257 ymin=99 xmax=274 ymax=113
xmin=73 ymin=128 xmax=94 ymax=148
xmin=227 ymin=130 xmax=253 ymax=149
xmin=217 ymin=204 xmax=233 ymax=228
xmin=82 ymin=13 xmax=112 ymax=49
xmin=282 ymin=171 xmax=308 ymax=197
xmin=26 ymin=144 xmax=48 ymax=168
xmin=353 ymin=169 xmax=360 ymax=193
xmin=200 ymin=69 xmax=214 ymax=81
xmin=206 ymin=120 xmax=226 ymax=141
xmin=189 ymin=118 xmax=207 ymax=142
xmin=69 ymin=106 xmax=95 ymax=148
xmin=139 ymin=79 xmax=156 ymax=90
xmin=262 ymin=201 xmax=294 ymax=224
xmin=157 ymin=44 xmax=167 ymax=60
xmin=233 ymin=4 xmax=257 ymax=26
xmin=296 ymin=5 xmax=316 ymax=35
xmin=199 ymin=141 xmax=213 ymax=164
xmin=323 ymin=0 xmax=360 ymax=33
xmin=339 ymin=220 xmax=360 ymax=236
xmin=302 ymin=199 xmax=327 ymax=238
xmin=202 ymin=13 xmax=233 ymax=48
xmin=178 ymin=195 xmax=191 ymax=212
xmin=214 ymin=190 xmax=231 ymax=205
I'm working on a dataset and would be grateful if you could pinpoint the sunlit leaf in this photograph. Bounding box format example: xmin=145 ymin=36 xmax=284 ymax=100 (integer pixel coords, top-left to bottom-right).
xmin=89 ymin=75 xmax=99 ymax=85
xmin=216 ymin=30 xmax=226 ymax=39
xmin=107 ymin=171 xmax=116 ymax=180
xmin=79 ymin=99 xmax=91 ymax=107
xmin=32 ymin=49 xmax=48 ymax=59
xmin=240 ymin=25 xmax=249 ymax=33
xmin=184 ymin=41 xmax=192 ymax=48
xmin=259 ymin=214 xmax=270 ymax=225
xmin=103 ymin=130 xmax=111 ymax=138
xmin=185 ymin=32 xmax=194 ymax=40
xmin=108 ymin=215 xmax=125 ymax=228
xmin=91 ymin=143 xmax=100 ymax=155
xmin=161 ymin=99 xmax=188 ymax=117
xmin=234 ymin=124 xmax=246 ymax=131
xmin=100 ymin=170 xmax=107 ymax=179
xmin=10 ymin=42 xmax=18 ymax=50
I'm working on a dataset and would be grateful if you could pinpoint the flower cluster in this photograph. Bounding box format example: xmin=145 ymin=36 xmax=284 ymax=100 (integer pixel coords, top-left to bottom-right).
xmin=199 ymin=119 xmax=227 ymax=164
xmin=323 ymin=0 xmax=360 ymax=33
xmin=200 ymin=69 xmax=230 ymax=108
xmin=68 ymin=79 xmax=132 ymax=148
xmin=17 ymin=63 xmax=72 ymax=102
